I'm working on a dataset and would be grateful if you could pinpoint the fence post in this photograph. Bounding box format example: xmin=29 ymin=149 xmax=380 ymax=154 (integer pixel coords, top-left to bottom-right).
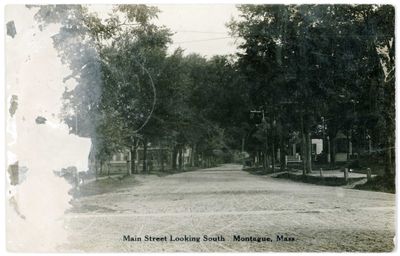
xmin=319 ymin=168 xmax=323 ymax=177
xmin=344 ymin=168 xmax=348 ymax=182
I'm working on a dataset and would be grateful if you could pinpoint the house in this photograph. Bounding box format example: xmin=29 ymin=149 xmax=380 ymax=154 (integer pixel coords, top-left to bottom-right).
xmin=311 ymin=138 xmax=323 ymax=156
xmin=286 ymin=137 xmax=323 ymax=164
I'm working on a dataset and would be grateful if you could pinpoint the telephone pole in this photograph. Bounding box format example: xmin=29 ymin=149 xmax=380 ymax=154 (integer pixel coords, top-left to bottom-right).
xmin=250 ymin=108 xmax=269 ymax=171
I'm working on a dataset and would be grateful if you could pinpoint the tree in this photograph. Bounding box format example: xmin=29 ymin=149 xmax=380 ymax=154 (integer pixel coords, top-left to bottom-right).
xmin=33 ymin=5 xmax=172 ymax=174
xmin=230 ymin=4 xmax=395 ymax=178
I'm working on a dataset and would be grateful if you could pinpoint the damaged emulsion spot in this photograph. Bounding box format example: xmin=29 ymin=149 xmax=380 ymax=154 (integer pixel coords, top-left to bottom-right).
xmin=6 ymin=20 xmax=17 ymax=38
xmin=8 ymin=163 xmax=28 ymax=185
xmin=35 ymin=116 xmax=47 ymax=124
xmin=8 ymin=162 xmax=27 ymax=219
xmin=9 ymin=197 xmax=26 ymax=220
xmin=9 ymin=95 xmax=18 ymax=117
xmin=8 ymin=162 xmax=19 ymax=186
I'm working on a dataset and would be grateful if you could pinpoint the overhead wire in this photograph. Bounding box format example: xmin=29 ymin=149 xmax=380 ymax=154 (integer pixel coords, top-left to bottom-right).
xmin=174 ymin=37 xmax=232 ymax=44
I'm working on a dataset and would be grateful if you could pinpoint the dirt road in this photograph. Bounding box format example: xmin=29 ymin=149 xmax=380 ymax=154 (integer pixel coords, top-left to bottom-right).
xmin=62 ymin=164 xmax=396 ymax=252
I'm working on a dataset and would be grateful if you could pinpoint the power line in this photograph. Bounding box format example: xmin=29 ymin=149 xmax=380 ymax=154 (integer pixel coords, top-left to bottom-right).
xmin=173 ymin=32 xmax=391 ymax=45
xmin=174 ymin=37 xmax=232 ymax=44
xmin=174 ymin=30 xmax=227 ymax=34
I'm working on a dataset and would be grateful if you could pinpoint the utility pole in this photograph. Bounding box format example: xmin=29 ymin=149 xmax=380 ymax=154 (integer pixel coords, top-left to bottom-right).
xmin=241 ymin=136 xmax=245 ymax=166
xmin=271 ymin=116 xmax=276 ymax=173
xmin=250 ymin=109 xmax=269 ymax=172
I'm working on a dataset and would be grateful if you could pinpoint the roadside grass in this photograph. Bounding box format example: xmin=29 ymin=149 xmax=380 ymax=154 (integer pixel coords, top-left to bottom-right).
xmin=243 ymin=159 xmax=393 ymax=193
xmin=71 ymin=175 xmax=138 ymax=198
xmin=242 ymin=166 xmax=274 ymax=176
xmin=147 ymin=166 xmax=200 ymax=177
xmin=242 ymin=164 xmax=293 ymax=176
xmin=274 ymin=172 xmax=364 ymax=186
xmin=354 ymin=174 xmax=395 ymax=194
xmin=72 ymin=166 xmax=206 ymax=198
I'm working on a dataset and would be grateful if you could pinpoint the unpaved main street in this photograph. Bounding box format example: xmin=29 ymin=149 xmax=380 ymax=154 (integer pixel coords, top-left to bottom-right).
xmin=63 ymin=164 xmax=395 ymax=252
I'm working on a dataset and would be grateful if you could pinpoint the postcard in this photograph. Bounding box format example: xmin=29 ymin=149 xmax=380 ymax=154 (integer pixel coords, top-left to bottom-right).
xmin=5 ymin=3 xmax=396 ymax=252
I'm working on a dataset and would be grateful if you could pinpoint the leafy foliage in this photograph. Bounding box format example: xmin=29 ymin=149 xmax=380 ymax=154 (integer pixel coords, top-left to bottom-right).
xmin=32 ymin=4 xmax=394 ymax=178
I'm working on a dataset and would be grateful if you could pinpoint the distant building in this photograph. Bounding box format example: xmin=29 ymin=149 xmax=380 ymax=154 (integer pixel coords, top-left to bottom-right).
xmin=286 ymin=137 xmax=323 ymax=164
xmin=88 ymin=144 xmax=192 ymax=175
xmin=311 ymin=138 xmax=323 ymax=160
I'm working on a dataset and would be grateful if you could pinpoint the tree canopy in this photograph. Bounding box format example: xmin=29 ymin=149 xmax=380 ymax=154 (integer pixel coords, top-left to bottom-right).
xmin=32 ymin=4 xmax=395 ymax=180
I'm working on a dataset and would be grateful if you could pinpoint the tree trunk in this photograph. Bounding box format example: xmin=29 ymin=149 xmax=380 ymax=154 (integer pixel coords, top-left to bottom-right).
xmin=264 ymin=136 xmax=269 ymax=171
xmin=255 ymin=151 xmax=259 ymax=168
xmin=94 ymin=159 xmax=98 ymax=180
xmin=178 ymin=147 xmax=183 ymax=170
xmin=241 ymin=136 xmax=245 ymax=166
xmin=260 ymin=151 xmax=264 ymax=169
xmin=127 ymin=149 xmax=131 ymax=176
xmin=160 ymin=146 xmax=165 ymax=172
xmin=156 ymin=144 xmax=161 ymax=171
xmin=107 ymin=161 xmax=110 ymax=177
xmin=98 ymin=160 xmax=103 ymax=179
xmin=172 ymin=146 xmax=178 ymax=170
xmin=306 ymin=131 xmax=312 ymax=173
xmin=385 ymin=136 xmax=394 ymax=175
xmin=193 ymin=146 xmax=199 ymax=167
xmin=300 ymin=115 xmax=306 ymax=176
xmin=95 ymin=162 xmax=98 ymax=180
xmin=190 ymin=144 xmax=195 ymax=167
xmin=271 ymin=138 xmax=276 ymax=173
xmin=383 ymin=83 xmax=395 ymax=176
xmin=331 ymin=137 xmax=337 ymax=166
xmin=130 ymin=141 xmax=138 ymax=174
xmin=346 ymin=132 xmax=350 ymax=164
xmin=327 ymin=136 xmax=331 ymax=164
xmin=142 ymin=138 xmax=148 ymax=173
xmin=280 ymin=138 xmax=286 ymax=172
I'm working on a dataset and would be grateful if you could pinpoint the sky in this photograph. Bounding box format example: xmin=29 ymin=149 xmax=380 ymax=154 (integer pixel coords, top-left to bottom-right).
xmin=156 ymin=5 xmax=240 ymax=57
xmin=90 ymin=4 xmax=241 ymax=57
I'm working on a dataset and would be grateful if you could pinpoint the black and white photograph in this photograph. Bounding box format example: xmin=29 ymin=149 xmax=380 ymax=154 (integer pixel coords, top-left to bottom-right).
xmin=4 ymin=1 xmax=397 ymax=253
